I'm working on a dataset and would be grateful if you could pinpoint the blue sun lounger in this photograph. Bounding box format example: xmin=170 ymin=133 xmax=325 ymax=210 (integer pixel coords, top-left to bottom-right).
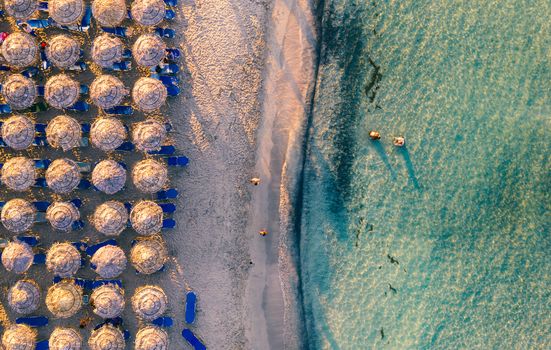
xmin=182 ymin=329 xmax=206 ymax=350
xmin=185 ymin=291 xmax=197 ymax=324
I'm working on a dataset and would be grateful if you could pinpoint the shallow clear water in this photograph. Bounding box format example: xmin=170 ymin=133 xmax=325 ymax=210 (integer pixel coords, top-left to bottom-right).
xmin=299 ymin=0 xmax=550 ymax=348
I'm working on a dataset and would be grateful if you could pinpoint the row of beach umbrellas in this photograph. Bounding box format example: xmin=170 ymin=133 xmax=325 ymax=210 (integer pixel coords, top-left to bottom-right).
xmin=3 ymin=235 xmax=166 ymax=277
xmin=1 ymin=73 xmax=168 ymax=111
xmin=1 ymin=115 xmax=167 ymax=151
xmin=1 ymin=198 xmax=168 ymax=235
xmin=0 ymin=157 xmax=169 ymax=193
xmin=2 ymin=32 xmax=169 ymax=69
xmin=4 ymin=323 xmax=168 ymax=350
xmin=5 ymin=0 xmax=170 ymax=27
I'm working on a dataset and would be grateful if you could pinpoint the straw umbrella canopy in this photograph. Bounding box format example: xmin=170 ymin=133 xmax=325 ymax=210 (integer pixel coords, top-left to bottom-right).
xmin=46 ymin=201 xmax=80 ymax=231
xmin=1 ymin=198 xmax=35 ymax=233
xmin=135 ymin=326 xmax=169 ymax=350
xmin=46 ymin=115 xmax=81 ymax=151
xmin=1 ymin=241 xmax=34 ymax=274
xmin=92 ymin=160 xmax=126 ymax=194
xmin=90 ymin=284 xmax=125 ymax=319
xmin=130 ymin=236 xmax=168 ymax=274
xmin=131 ymin=0 xmax=165 ymax=27
xmin=91 ymin=34 xmax=124 ymax=68
xmin=92 ymin=0 xmax=127 ymax=27
xmin=132 ymin=159 xmax=167 ymax=193
xmin=45 ymin=158 xmax=81 ymax=194
xmin=46 ymin=242 xmax=81 ymax=278
xmin=2 ymin=324 xmax=36 ymax=350
xmin=45 ymin=74 xmax=80 ymax=109
xmin=49 ymin=328 xmax=82 ymax=350
xmin=8 ymin=279 xmax=40 ymax=314
xmin=92 ymin=201 xmax=128 ymax=236
xmin=132 ymin=77 xmax=167 ymax=112
xmin=2 ymin=74 xmax=37 ymax=110
xmin=91 ymin=245 xmax=127 ymax=278
xmin=1 ymin=32 xmax=38 ymax=67
xmin=90 ymin=117 xmax=126 ymax=151
xmin=130 ymin=201 xmax=163 ymax=235
xmin=90 ymin=75 xmax=128 ymax=109
xmin=4 ymin=0 xmax=38 ymax=19
xmin=1 ymin=114 xmax=35 ymax=150
xmin=49 ymin=0 xmax=85 ymax=25
xmin=132 ymin=34 xmax=166 ymax=67
xmin=1 ymin=156 xmax=36 ymax=191
xmin=132 ymin=285 xmax=167 ymax=321
xmin=132 ymin=119 xmax=166 ymax=152
xmin=46 ymin=280 xmax=83 ymax=318
xmin=46 ymin=35 xmax=81 ymax=69
xmin=88 ymin=324 xmax=125 ymax=350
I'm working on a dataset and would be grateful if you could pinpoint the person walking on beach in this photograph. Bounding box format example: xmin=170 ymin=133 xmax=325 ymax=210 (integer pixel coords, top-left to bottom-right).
xmin=250 ymin=177 xmax=260 ymax=186
xmin=259 ymin=229 xmax=268 ymax=236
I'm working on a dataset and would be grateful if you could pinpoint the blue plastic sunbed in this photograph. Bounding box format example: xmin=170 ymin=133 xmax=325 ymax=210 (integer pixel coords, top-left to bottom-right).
xmin=185 ymin=291 xmax=197 ymax=324
xmin=182 ymin=329 xmax=206 ymax=350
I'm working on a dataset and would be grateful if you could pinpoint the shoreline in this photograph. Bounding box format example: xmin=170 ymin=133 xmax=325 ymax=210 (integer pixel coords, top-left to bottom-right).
xmin=244 ymin=0 xmax=319 ymax=347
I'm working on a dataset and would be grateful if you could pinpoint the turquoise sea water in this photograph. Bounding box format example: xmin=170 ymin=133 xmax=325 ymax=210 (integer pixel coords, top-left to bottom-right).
xmin=299 ymin=1 xmax=550 ymax=349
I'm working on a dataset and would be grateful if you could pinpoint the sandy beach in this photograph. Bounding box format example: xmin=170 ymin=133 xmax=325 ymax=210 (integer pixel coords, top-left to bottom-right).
xmin=172 ymin=0 xmax=317 ymax=348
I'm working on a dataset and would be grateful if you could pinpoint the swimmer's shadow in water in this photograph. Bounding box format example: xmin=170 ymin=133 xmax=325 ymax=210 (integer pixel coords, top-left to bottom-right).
xmin=369 ymin=141 xmax=397 ymax=180
xmin=397 ymin=147 xmax=420 ymax=189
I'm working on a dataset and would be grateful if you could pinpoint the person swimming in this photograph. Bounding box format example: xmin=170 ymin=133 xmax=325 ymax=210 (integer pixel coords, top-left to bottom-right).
xmin=388 ymin=284 xmax=397 ymax=294
xmin=369 ymin=130 xmax=381 ymax=140
xmin=393 ymin=136 xmax=405 ymax=147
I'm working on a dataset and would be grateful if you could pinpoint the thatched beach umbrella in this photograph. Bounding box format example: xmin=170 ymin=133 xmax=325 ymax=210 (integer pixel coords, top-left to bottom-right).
xmin=2 ymin=324 xmax=36 ymax=350
xmin=130 ymin=200 xmax=163 ymax=235
xmin=1 ymin=198 xmax=35 ymax=233
xmin=45 ymin=74 xmax=80 ymax=109
xmin=91 ymin=34 xmax=124 ymax=68
xmin=90 ymin=75 xmax=128 ymax=110
xmin=91 ymin=244 xmax=127 ymax=278
xmin=130 ymin=236 xmax=168 ymax=274
xmin=46 ymin=158 xmax=81 ymax=194
xmin=2 ymin=74 xmax=37 ymax=110
xmin=92 ymin=0 xmax=127 ymax=27
xmin=1 ymin=115 xmax=35 ymax=150
xmin=46 ymin=242 xmax=81 ymax=278
xmin=4 ymin=0 xmax=38 ymax=19
xmin=90 ymin=284 xmax=125 ymax=319
xmin=46 ymin=35 xmax=81 ymax=69
xmin=2 ymin=241 xmax=34 ymax=274
xmin=132 ymin=159 xmax=167 ymax=193
xmin=132 ymin=119 xmax=166 ymax=152
xmin=49 ymin=328 xmax=82 ymax=350
xmin=47 ymin=201 xmax=80 ymax=231
xmin=132 ymin=77 xmax=167 ymax=112
xmin=49 ymin=0 xmax=85 ymax=25
xmin=8 ymin=279 xmax=40 ymax=314
xmin=132 ymin=285 xmax=167 ymax=321
xmin=1 ymin=32 xmax=37 ymax=67
xmin=131 ymin=0 xmax=165 ymax=27
xmin=46 ymin=280 xmax=83 ymax=318
xmin=135 ymin=326 xmax=169 ymax=350
xmin=132 ymin=34 xmax=166 ymax=67
xmin=46 ymin=115 xmax=81 ymax=151
xmin=92 ymin=159 xmax=126 ymax=194
xmin=1 ymin=156 xmax=36 ymax=191
xmin=88 ymin=324 xmax=125 ymax=350
xmin=91 ymin=117 xmax=126 ymax=151
xmin=92 ymin=201 xmax=128 ymax=236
